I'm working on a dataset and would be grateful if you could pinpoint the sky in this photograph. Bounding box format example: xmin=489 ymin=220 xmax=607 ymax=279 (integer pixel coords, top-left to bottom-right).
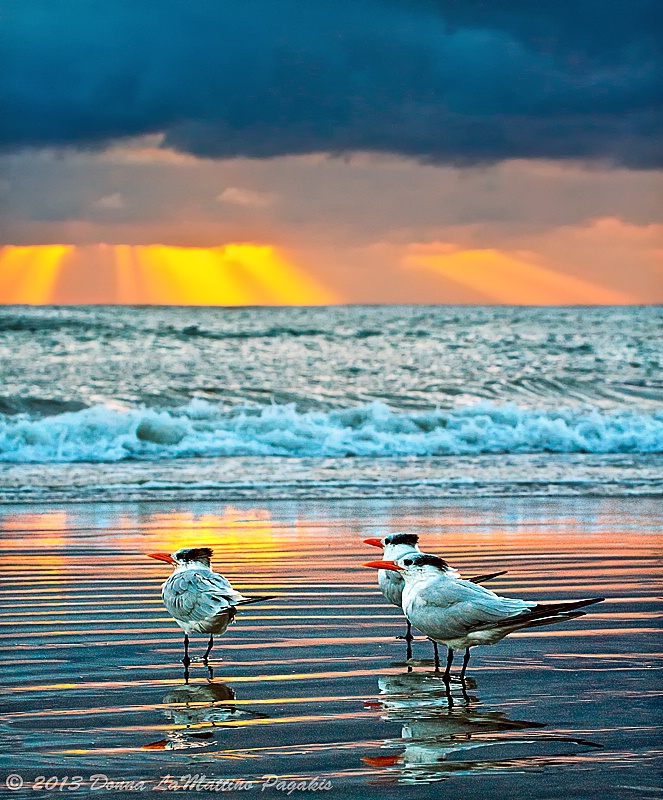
xmin=1 ymin=0 xmax=661 ymax=304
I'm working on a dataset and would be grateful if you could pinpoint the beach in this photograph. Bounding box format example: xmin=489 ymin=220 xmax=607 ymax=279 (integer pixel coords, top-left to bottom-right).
xmin=1 ymin=497 xmax=661 ymax=799
xmin=0 ymin=305 xmax=662 ymax=797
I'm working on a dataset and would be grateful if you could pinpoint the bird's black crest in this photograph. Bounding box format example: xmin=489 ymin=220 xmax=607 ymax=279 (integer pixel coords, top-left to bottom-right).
xmin=407 ymin=553 xmax=449 ymax=570
xmin=176 ymin=547 xmax=213 ymax=563
xmin=384 ymin=533 xmax=419 ymax=546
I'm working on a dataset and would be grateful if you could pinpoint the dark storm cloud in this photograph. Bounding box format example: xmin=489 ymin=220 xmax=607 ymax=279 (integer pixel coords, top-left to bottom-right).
xmin=1 ymin=0 xmax=661 ymax=167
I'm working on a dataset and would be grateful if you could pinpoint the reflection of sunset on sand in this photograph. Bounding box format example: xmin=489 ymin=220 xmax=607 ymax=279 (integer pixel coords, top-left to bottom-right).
xmin=0 ymin=499 xmax=661 ymax=795
xmin=135 ymin=507 xmax=279 ymax=559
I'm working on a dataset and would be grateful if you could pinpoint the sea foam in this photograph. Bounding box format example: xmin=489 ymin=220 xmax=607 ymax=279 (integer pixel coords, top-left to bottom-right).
xmin=1 ymin=400 xmax=662 ymax=463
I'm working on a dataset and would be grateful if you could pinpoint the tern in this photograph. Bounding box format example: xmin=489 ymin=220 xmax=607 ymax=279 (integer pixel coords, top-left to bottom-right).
xmin=364 ymin=553 xmax=603 ymax=679
xmin=148 ymin=547 xmax=275 ymax=666
xmin=363 ymin=534 xmax=506 ymax=660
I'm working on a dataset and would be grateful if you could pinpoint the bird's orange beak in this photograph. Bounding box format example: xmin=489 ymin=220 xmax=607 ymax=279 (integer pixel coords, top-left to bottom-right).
xmin=363 ymin=538 xmax=384 ymax=548
xmin=147 ymin=552 xmax=176 ymax=564
xmin=363 ymin=559 xmax=403 ymax=572
xmin=361 ymin=755 xmax=403 ymax=767
xmin=142 ymin=739 xmax=169 ymax=750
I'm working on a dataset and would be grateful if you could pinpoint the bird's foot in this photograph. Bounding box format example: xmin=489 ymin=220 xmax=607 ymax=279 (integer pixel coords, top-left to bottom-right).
xmin=446 ymin=673 xmax=476 ymax=685
xmin=434 ymin=672 xmax=476 ymax=688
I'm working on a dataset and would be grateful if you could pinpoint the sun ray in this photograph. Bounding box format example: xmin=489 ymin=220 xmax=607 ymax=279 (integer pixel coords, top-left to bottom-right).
xmin=220 ymin=244 xmax=340 ymax=305
xmin=405 ymin=247 xmax=634 ymax=305
xmin=0 ymin=245 xmax=72 ymax=303
xmin=154 ymin=246 xmax=254 ymax=306
xmin=1 ymin=243 xmax=333 ymax=306
xmin=117 ymin=244 xmax=339 ymax=306
xmin=132 ymin=245 xmax=185 ymax=304
xmin=0 ymin=246 xmax=34 ymax=300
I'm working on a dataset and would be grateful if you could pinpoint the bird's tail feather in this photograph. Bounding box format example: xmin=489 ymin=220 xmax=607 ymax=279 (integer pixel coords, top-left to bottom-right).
xmin=233 ymin=595 xmax=277 ymax=607
xmin=487 ymin=597 xmax=604 ymax=631
xmin=520 ymin=610 xmax=587 ymax=629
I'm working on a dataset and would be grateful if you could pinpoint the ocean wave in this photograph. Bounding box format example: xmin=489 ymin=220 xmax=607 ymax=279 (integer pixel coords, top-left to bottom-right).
xmin=0 ymin=396 xmax=89 ymax=417
xmin=1 ymin=400 xmax=662 ymax=463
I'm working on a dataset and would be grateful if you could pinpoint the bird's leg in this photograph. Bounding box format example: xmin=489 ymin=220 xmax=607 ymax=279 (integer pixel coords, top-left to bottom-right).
xmin=206 ymin=662 xmax=214 ymax=682
xmin=460 ymin=647 xmax=471 ymax=681
xmin=405 ymin=621 xmax=413 ymax=661
xmin=203 ymin=634 xmax=214 ymax=663
xmin=183 ymin=660 xmax=190 ymax=685
xmin=432 ymin=640 xmax=440 ymax=672
xmin=444 ymin=676 xmax=455 ymax=709
xmin=443 ymin=648 xmax=454 ymax=682
xmin=182 ymin=633 xmax=191 ymax=668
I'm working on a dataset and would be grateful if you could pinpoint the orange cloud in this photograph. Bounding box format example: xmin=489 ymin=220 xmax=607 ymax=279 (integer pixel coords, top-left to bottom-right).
xmin=528 ymin=217 xmax=663 ymax=301
xmin=0 ymin=244 xmax=340 ymax=305
xmin=403 ymin=244 xmax=635 ymax=304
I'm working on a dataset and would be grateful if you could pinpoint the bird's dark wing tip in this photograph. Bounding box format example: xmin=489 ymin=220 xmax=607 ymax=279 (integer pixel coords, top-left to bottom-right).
xmin=234 ymin=595 xmax=278 ymax=606
xmin=487 ymin=596 xmax=605 ymax=631
xmin=468 ymin=570 xmax=508 ymax=584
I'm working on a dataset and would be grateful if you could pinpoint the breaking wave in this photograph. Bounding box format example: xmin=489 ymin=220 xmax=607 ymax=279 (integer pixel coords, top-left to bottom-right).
xmin=1 ymin=400 xmax=662 ymax=463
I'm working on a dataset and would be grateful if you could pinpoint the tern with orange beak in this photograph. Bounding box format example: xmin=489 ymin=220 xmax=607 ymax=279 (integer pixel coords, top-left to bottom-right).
xmin=364 ymin=553 xmax=603 ymax=680
xmin=148 ymin=547 xmax=275 ymax=667
xmin=363 ymin=534 xmax=507 ymax=661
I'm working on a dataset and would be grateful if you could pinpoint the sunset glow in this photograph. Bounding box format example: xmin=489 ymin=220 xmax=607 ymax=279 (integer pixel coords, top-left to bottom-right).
xmin=404 ymin=246 xmax=635 ymax=305
xmin=0 ymin=244 xmax=339 ymax=305
xmin=0 ymin=245 xmax=74 ymax=304
xmin=0 ymin=240 xmax=649 ymax=305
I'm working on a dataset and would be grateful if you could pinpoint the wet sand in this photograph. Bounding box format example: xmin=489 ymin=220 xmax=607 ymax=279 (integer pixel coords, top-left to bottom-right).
xmin=0 ymin=498 xmax=661 ymax=799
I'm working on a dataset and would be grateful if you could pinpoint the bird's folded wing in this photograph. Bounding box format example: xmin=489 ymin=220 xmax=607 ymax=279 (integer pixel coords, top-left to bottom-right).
xmin=164 ymin=569 xmax=246 ymax=622
xmin=451 ymin=596 xmax=533 ymax=633
xmin=416 ymin=579 xmax=533 ymax=637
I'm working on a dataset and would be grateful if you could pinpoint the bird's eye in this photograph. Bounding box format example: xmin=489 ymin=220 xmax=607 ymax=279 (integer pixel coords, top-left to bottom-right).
xmin=403 ymin=559 xmax=412 ymax=566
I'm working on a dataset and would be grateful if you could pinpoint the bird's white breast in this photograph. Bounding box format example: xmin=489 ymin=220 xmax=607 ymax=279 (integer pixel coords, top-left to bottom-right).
xmin=377 ymin=542 xmax=419 ymax=608
xmin=378 ymin=569 xmax=405 ymax=607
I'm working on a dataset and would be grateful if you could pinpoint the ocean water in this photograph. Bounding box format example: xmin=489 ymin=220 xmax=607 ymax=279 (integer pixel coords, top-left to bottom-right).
xmin=0 ymin=305 xmax=661 ymax=501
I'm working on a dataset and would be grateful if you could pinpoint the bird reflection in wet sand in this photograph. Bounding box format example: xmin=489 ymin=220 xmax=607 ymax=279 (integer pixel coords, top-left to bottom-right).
xmin=143 ymin=677 xmax=269 ymax=752
xmin=148 ymin=547 xmax=275 ymax=668
xmin=362 ymin=670 xmax=601 ymax=784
